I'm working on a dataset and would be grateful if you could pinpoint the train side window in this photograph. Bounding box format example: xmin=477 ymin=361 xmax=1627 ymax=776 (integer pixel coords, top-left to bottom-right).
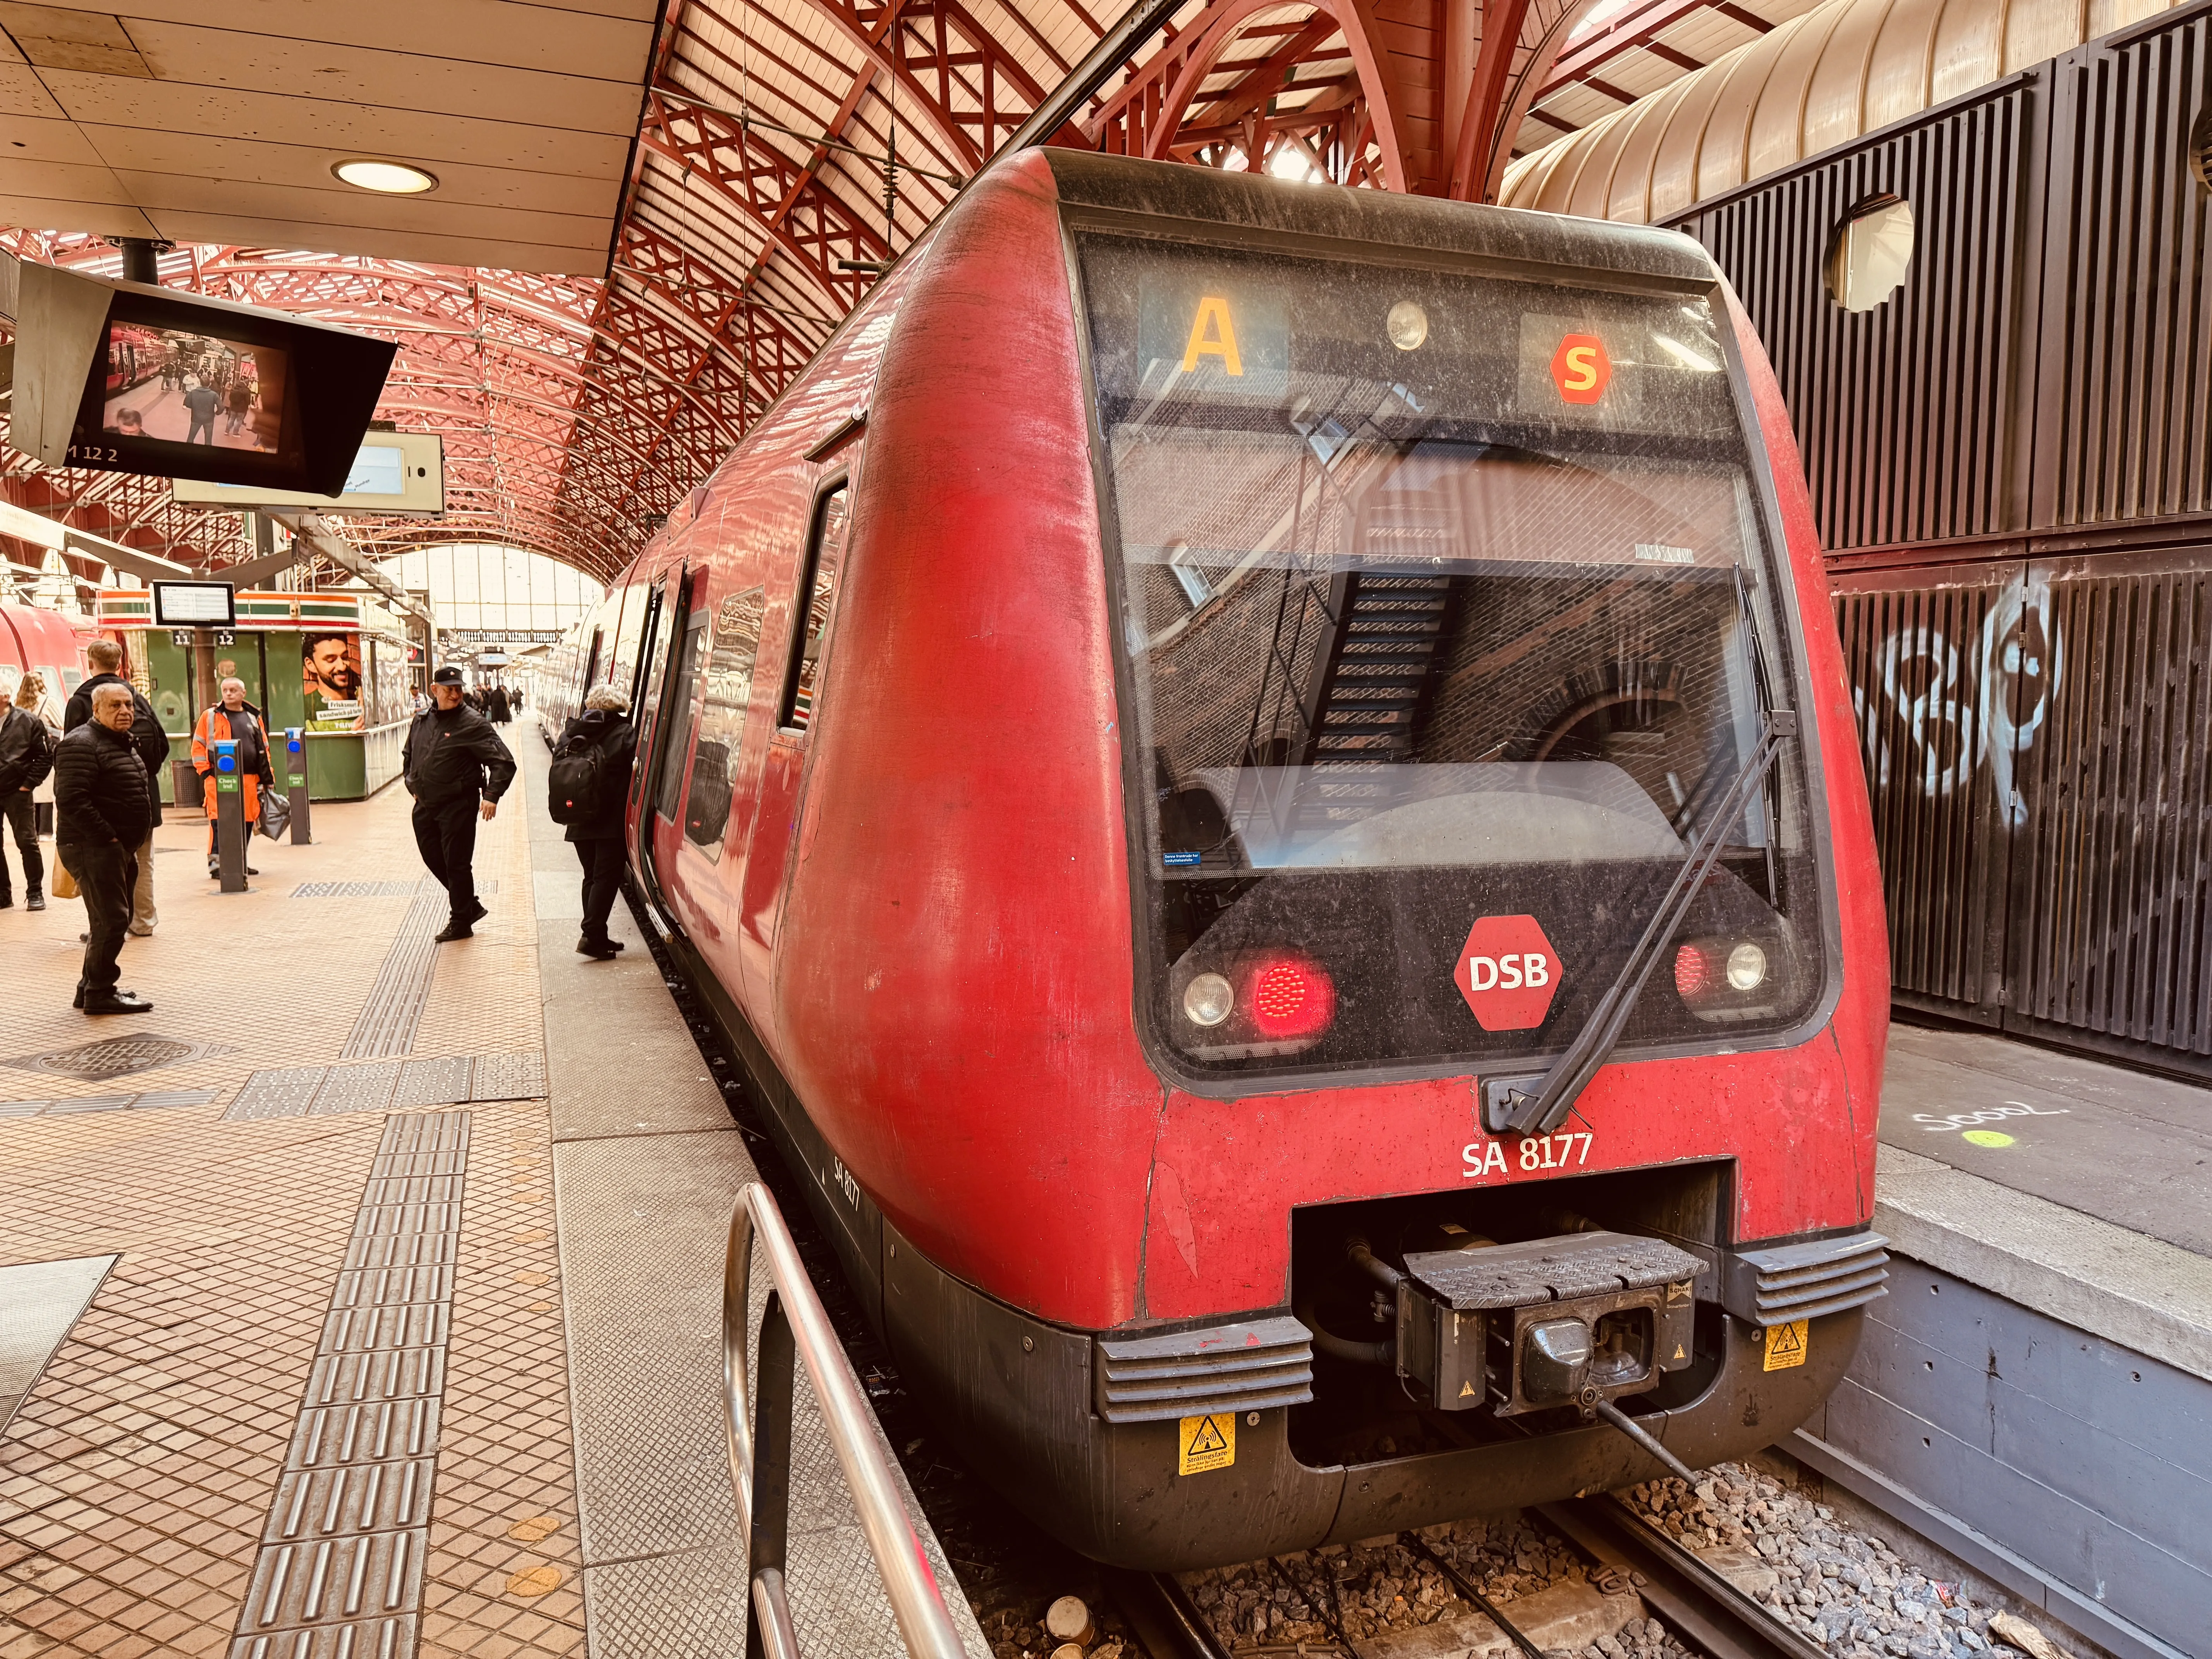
xmin=777 ymin=483 xmax=850 ymax=732
xmin=682 ymin=586 xmax=766 ymax=855
xmin=654 ymin=606 xmax=708 ymax=823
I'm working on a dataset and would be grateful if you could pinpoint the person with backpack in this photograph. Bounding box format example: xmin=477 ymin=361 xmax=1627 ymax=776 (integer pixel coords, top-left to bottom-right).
xmin=0 ymin=675 xmax=55 ymax=909
xmin=548 ymin=684 xmax=636 ymax=959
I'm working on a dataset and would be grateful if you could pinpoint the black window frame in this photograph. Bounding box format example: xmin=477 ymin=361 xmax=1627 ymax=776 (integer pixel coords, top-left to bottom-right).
xmin=776 ymin=473 xmax=853 ymax=733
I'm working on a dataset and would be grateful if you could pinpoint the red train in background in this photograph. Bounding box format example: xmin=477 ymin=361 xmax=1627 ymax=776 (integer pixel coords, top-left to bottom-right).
xmin=0 ymin=600 xmax=98 ymax=716
xmin=550 ymin=150 xmax=1892 ymax=1570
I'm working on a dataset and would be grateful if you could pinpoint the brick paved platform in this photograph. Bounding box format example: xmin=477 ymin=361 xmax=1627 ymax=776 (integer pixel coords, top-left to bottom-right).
xmin=0 ymin=737 xmax=984 ymax=1659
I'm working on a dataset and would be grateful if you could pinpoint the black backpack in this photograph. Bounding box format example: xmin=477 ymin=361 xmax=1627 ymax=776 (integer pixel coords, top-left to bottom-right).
xmin=548 ymin=728 xmax=613 ymax=825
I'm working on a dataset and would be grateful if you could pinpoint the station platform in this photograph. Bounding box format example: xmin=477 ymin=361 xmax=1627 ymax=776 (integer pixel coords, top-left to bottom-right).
xmin=1795 ymin=1022 xmax=2212 ymax=1659
xmin=0 ymin=737 xmax=982 ymax=1659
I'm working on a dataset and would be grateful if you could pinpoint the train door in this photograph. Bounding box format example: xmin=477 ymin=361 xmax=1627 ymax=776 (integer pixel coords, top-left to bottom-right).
xmin=647 ymin=586 xmax=711 ymax=929
xmin=628 ymin=570 xmax=677 ymax=911
xmin=741 ymin=477 xmax=852 ymax=1009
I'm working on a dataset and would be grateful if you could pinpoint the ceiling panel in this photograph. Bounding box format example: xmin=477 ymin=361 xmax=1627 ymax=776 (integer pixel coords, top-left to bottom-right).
xmin=0 ymin=0 xmax=650 ymax=268
xmin=39 ymin=70 xmax=632 ymax=167
xmin=87 ymin=129 xmax=621 ymax=212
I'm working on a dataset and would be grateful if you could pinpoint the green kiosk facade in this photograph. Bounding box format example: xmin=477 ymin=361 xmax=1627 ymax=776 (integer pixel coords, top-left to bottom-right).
xmin=98 ymin=589 xmax=414 ymax=805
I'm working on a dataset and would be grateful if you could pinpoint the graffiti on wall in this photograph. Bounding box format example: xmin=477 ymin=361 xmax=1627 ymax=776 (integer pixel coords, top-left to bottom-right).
xmin=1852 ymin=574 xmax=2062 ymax=830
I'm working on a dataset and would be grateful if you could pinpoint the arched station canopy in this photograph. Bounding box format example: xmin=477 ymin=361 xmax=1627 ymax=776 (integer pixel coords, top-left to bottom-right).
xmin=0 ymin=0 xmax=1820 ymax=586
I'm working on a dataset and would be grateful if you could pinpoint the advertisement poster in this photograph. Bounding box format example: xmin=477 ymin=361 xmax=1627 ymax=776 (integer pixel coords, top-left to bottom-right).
xmin=302 ymin=631 xmax=365 ymax=732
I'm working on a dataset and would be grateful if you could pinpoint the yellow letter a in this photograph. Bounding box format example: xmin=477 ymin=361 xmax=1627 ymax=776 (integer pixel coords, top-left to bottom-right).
xmin=1180 ymin=296 xmax=1244 ymax=376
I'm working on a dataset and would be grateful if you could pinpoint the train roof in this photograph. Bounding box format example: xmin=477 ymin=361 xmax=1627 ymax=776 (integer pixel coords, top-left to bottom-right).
xmin=1038 ymin=148 xmax=1721 ymax=292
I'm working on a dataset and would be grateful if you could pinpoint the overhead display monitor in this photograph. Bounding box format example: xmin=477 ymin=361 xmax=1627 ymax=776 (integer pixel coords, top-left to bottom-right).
xmin=151 ymin=580 xmax=237 ymax=628
xmin=169 ymin=431 xmax=445 ymax=512
xmin=5 ymin=252 xmax=397 ymax=495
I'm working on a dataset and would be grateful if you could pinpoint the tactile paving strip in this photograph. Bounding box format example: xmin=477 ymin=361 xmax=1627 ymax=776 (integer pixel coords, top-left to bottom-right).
xmin=294 ymin=880 xmax=501 ymax=900
xmin=342 ymin=894 xmax=449 ymax=1060
xmin=230 ymin=1111 xmax=469 ymax=1659
xmin=223 ymin=1054 xmax=548 ymax=1122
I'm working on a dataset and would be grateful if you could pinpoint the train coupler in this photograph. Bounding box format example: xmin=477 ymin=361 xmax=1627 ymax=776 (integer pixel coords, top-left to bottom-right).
xmin=1393 ymin=1230 xmax=1704 ymax=1415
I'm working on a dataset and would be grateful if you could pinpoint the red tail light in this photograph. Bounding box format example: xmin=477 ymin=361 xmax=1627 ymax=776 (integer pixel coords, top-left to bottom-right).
xmin=1250 ymin=957 xmax=1334 ymax=1039
xmin=1673 ymin=944 xmax=1712 ymax=1000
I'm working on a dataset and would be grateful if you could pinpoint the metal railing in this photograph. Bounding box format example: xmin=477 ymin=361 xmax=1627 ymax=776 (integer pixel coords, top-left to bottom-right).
xmin=723 ymin=1182 xmax=969 ymax=1659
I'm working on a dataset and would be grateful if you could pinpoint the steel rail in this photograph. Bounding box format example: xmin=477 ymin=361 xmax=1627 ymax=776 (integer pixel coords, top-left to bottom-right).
xmin=723 ymin=1182 xmax=969 ymax=1659
xmin=1538 ymin=1494 xmax=1828 ymax=1659
xmin=1104 ymin=1569 xmax=1235 ymax=1659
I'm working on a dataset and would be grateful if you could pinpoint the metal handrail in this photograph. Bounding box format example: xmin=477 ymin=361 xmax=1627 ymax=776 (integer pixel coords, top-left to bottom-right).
xmin=723 ymin=1182 xmax=969 ymax=1659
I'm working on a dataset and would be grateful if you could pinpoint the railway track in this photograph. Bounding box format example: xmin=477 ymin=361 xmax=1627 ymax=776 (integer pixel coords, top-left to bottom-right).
xmin=1111 ymin=1493 xmax=1827 ymax=1659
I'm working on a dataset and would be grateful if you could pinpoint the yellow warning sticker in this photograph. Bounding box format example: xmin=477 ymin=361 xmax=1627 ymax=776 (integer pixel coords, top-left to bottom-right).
xmin=1762 ymin=1317 xmax=1810 ymax=1371
xmin=1178 ymin=1412 xmax=1236 ymax=1475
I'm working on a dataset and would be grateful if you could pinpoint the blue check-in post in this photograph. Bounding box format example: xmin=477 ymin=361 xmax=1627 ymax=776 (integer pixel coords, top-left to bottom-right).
xmin=211 ymin=737 xmax=247 ymax=893
xmin=284 ymin=726 xmax=312 ymax=845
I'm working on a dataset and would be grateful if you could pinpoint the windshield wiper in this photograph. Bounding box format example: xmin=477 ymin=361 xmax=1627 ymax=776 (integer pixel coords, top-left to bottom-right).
xmin=1485 ymin=703 xmax=1797 ymax=1138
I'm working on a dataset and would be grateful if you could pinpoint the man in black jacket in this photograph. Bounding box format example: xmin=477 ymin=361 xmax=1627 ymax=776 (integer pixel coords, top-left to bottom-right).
xmin=403 ymin=665 xmax=516 ymax=942
xmin=552 ymin=685 xmax=636 ymax=959
xmin=55 ymin=684 xmax=155 ymax=1013
xmin=65 ymin=639 xmax=170 ymax=935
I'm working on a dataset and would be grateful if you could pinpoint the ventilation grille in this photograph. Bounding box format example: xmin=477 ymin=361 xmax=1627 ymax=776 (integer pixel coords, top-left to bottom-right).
xmin=1723 ymin=1232 xmax=1890 ymax=1327
xmin=1093 ymin=1315 xmax=1313 ymax=1425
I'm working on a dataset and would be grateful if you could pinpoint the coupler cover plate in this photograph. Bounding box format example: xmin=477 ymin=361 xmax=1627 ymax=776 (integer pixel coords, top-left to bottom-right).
xmin=1396 ymin=1230 xmax=1703 ymax=1414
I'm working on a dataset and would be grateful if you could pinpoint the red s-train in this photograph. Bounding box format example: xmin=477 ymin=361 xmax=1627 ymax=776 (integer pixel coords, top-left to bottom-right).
xmin=554 ymin=150 xmax=1891 ymax=1570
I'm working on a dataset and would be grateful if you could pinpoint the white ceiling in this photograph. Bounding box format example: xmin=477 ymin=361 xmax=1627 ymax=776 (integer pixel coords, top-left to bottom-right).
xmin=0 ymin=0 xmax=655 ymax=274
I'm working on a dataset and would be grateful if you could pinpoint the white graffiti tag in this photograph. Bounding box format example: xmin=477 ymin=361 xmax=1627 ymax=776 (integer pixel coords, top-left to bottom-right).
xmin=1853 ymin=574 xmax=2062 ymax=829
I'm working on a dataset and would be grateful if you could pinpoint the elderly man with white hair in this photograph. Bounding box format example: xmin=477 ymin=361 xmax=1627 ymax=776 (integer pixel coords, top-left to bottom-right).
xmin=547 ymin=683 xmax=637 ymax=959
xmin=53 ymin=682 xmax=156 ymax=1013
xmin=191 ymin=675 xmax=276 ymax=883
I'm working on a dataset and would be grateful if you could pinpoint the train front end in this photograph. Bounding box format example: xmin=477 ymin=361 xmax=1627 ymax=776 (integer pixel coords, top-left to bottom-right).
xmin=789 ymin=149 xmax=1889 ymax=1571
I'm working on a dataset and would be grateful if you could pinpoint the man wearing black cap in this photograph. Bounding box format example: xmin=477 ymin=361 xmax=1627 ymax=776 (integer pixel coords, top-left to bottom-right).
xmin=402 ymin=665 xmax=516 ymax=942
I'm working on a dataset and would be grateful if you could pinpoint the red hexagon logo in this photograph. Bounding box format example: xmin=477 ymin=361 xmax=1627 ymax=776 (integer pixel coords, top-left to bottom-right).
xmin=1550 ymin=333 xmax=1611 ymax=405
xmin=1453 ymin=914 xmax=1564 ymax=1031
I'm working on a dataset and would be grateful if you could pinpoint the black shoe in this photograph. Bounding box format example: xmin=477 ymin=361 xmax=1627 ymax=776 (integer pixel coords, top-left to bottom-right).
xmin=0 ymin=892 xmax=12 ymax=909
xmin=25 ymin=890 xmax=42 ymax=911
xmin=82 ymin=991 xmax=153 ymax=1015
xmin=433 ymin=922 xmax=474 ymax=943
xmin=464 ymin=899 xmax=488 ymax=926
xmin=576 ymin=935 xmax=619 ymax=960
xmin=247 ymin=865 xmax=261 ymax=876
xmin=72 ymin=985 xmax=83 ymax=1009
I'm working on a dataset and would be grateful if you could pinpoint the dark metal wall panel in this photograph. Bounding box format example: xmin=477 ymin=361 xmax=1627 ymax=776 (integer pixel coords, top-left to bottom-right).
xmin=1673 ymin=81 xmax=2039 ymax=552
xmin=1832 ymin=564 xmax=2029 ymax=1020
xmin=2037 ymin=16 xmax=2212 ymax=528
xmin=1809 ymin=1254 xmax=2212 ymax=1656
xmin=2006 ymin=549 xmax=2212 ymax=1072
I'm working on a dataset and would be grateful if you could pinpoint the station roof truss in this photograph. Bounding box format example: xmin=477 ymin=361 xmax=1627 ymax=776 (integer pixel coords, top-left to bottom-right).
xmin=0 ymin=0 xmax=1816 ymax=588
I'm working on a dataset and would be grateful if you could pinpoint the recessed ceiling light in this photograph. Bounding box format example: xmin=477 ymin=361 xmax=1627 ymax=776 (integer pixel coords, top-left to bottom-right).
xmin=333 ymin=159 xmax=438 ymax=195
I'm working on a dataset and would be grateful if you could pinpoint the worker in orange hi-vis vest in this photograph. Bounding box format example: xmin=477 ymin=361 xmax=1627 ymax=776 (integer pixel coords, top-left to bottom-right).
xmin=190 ymin=678 xmax=276 ymax=883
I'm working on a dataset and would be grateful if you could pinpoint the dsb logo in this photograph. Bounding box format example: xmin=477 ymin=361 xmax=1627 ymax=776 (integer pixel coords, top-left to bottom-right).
xmin=1465 ymin=953 xmax=1550 ymax=992
xmin=1454 ymin=914 xmax=1564 ymax=1030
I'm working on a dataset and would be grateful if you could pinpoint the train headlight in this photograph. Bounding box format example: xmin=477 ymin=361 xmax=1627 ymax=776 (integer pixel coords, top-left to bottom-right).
xmin=1183 ymin=973 xmax=1234 ymax=1027
xmin=1726 ymin=942 xmax=1768 ymax=991
xmin=1386 ymin=300 xmax=1429 ymax=352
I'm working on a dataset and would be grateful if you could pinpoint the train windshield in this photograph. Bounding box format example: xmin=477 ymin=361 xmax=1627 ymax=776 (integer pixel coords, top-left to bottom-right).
xmin=1074 ymin=229 xmax=1829 ymax=1082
